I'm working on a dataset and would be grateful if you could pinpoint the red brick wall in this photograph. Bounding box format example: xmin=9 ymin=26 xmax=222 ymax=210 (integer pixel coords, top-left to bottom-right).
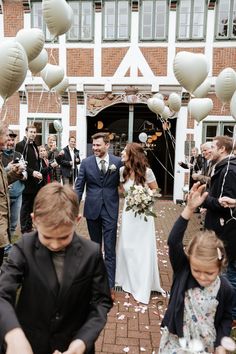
xmin=69 ymin=92 xmax=77 ymax=126
xmin=213 ymin=48 xmax=236 ymax=75
xmin=176 ymin=47 xmax=205 ymax=54
xmin=140 ymin=47 xmax=167 ymax=76
xmin=28 ymin=92 xmax=61 ymax=113
xmin=208 ymin=93 xmax=230 ymax=115
xmin=3 ymin=1 xmax=24 ymax=37
xmin=69 ymin=130 xmax=76 ymax=138
xmin=102 ymin=48 xmax=128 ymax=76
xmin=46 ymin=48 xmax=59 ymax=65
xmin=67 ymin=49 xmax=94 ymax=76
xmin=1 ymin=93 xmax=20 ymax=125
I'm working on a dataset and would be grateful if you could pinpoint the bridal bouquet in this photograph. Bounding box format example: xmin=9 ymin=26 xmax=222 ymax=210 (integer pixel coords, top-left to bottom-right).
xmin=125 ymin=185 xmax=160 ymax=221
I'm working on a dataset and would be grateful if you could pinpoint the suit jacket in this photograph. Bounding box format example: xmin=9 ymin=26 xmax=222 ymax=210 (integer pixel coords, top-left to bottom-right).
xmin=57 ymin=146 xmax=80 ymax=179
xmin=0 ymin=232 xmax=112 ymax=354
xmin=203 ymin=156 xmax=236 ymax=261
xmin=75 ymin=154 xmax=122 ymax=220
xmin=15 ymin=138 xmax=41 ymax=194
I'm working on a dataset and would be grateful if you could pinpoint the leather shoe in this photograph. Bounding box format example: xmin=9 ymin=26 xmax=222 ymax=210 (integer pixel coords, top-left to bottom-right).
xmin=110 ymin=288 xmax=115 ymax=302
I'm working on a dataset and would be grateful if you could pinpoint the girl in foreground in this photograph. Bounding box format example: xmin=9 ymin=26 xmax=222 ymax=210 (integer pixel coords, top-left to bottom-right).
xmin=159 ymin=183 xmax=234 ymax=354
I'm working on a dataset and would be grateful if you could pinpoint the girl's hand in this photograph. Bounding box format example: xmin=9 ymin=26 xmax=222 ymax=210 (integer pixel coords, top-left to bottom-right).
xmin=182 ymin=182 xmax=208 ymax=220
xmin=214 ymin=345 xmax=226 ymax=354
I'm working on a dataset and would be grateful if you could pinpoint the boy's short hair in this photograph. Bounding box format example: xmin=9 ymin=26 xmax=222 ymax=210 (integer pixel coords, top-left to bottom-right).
xmin=26 ymin=124 xmax=36 ymax=132
xmin=92 ymin=132 xmax=110 ymax=144
xmin=33 ymin=182 xmax=79 ymax=228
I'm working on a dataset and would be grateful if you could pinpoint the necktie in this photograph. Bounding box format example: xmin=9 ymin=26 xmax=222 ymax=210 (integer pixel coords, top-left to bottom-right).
xmin=100 ymin=160 xmax=106 ymax=175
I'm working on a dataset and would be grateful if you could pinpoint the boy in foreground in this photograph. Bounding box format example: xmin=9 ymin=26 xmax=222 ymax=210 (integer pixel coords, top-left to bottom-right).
xmin=0 ymin=183 xmax=113 ymax=354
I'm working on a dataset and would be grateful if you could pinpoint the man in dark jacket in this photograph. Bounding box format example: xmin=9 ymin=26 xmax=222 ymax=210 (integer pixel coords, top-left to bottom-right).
xmin=15 ymin=125 xmax=42 ymax=234
xmin=57 ymin=136 xmax=80 ymax=186
xmin=202 ymin=135 xmax=236 ymax=324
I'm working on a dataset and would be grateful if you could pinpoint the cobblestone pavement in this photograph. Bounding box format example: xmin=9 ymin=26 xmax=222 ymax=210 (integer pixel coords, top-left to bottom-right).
xmin=77 ymin=200 xmax=202 ymax=354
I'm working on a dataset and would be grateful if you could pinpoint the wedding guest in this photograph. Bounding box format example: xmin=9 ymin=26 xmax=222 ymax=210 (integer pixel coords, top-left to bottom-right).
xmin=57 ymin=136 xmax=80 ymax=186
xmin=159 ymin=183 xmax=233 ymax=354
xmin=0 ymin=123 xmax=25 ymax=265
xmin=2 ymin=130 xmax=26 ymax=238
xmin=48 ymin=140 xmax=61 ymax=183
xmin=75 ymin=132 xmax=122 ymax=301
xmin=38 ymin=145 xmax=58 ymax=186
xmin=179 ymin=147 xmax=203 ymax=190
xmin=0 ymin=183 xmax=112 ymax=354
xmin=116 ymin=143 xmax=164 ymax=304
xmin=15 ymin=125 xmax=42 ymax=234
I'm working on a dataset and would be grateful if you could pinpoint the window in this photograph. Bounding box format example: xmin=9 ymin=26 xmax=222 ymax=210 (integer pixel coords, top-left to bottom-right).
xmin=140 ymin=0 xmax=168 ymax=41
xmin=216 ymin=0 xmax=236 ymax=39
xmin=103 ymin=0 xmax=130 ymax=41
xmin=27 ymin=119 xmax=62 ymax=147
xmin=67 ymin=1 xmax=94 ymax=41
xmin=31 ymin=1 xmax=55 ymax=42
xmin=177 ymin=0 xmax=206 ymax=40
xmin=202 ymin=121 xmax=236 ymax=141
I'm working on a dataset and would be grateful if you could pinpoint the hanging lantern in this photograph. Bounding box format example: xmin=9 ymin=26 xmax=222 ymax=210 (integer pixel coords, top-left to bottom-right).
xmin=152 ymin=134 xmax=157 ymax=141
xmin=156 ymin=131 xmax=163 ymax=137
xmin=97 ymin=121 xmax=104 ymax=129
xmin=109 ymin=133 xmax=114 ymax=140
xmin=147 ymin=137 xmax=153 ymax=143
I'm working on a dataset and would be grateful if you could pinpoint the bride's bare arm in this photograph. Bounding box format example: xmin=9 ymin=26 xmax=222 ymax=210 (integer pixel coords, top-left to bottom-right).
xmin=147 ymin=181 xmax=158 ymax=191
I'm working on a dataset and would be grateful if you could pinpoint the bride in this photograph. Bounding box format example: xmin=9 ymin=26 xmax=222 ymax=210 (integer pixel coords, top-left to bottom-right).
xmin=115 ymin=142 xmax=164 ymax=304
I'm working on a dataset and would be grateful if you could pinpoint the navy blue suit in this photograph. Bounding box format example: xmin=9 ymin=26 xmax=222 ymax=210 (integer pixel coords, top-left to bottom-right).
xmin=75 ymin=154 xmax=122 ymax=288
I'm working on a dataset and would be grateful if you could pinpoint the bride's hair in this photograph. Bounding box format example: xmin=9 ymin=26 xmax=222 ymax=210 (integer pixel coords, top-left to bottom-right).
xmin=123 ymin=143 xmax=149 ymax=186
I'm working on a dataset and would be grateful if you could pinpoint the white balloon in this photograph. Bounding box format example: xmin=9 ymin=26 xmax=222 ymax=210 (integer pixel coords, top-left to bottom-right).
xmin=188 ymin=98 xmax=213 ymax=123
xmin=41 ymin=63 xmax=64 ymax=90
xmin=0 ymin=40 xmax=28 ymax=101
xmin=138 ymin=132 xmax=148 ymax=143
xmin=173 ymin=51 xmax=209 ymax=93
xmin=153 ymin=93 xmax=164 ymax=100
xmin=168 ymin=93 xmax=181 ymax=112
xmin=147 ymin=97 xmax=165 ymax=115
xmin=53 ymin=120 xmax=63 ymax=132
xmin=192 ymin=78 xmax=211 ymax=98
xmin=230 ymin=90 xmax=236 ymax=119
xmin=42 ymin=0 xmax=73 ymax=38
xmin=53 ymin=77 xmax=69 ymax=95
xmin=161 ymin=106 xmax=171 ymax=120
xmin=29 ymin=48 xmax=48 ymax=75
xmin=215 ymin=67 xmax=236 ymax=104
xmin=16 ymin=28 xmax=45 ymax=62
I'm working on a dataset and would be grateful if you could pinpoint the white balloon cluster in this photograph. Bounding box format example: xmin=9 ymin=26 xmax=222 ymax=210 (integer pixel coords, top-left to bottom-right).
xmin=147 ymin=92 xmax=181 ymax=121
xmin=173 ymin=51 xmax=213 ymax=122
xmin=0 ymin=0 xmax=72 ymax=104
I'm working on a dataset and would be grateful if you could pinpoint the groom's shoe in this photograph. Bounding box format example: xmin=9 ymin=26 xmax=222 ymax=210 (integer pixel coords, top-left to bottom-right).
xmin=110 ymin=288 xmax=115 ymax=302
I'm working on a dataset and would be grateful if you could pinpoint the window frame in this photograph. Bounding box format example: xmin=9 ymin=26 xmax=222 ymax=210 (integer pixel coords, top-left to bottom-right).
xmin=202 ymin=121 xmax=236 ymax=142
xmin=66 ymin=0 xmax=94 ymax=42
xmin=31 ymin=0 xmax=57 ymax=43
xmin=139 ymin=0 xmax=169 ymax=42
xmin=215 ymin=0 xmax=236 ymax=40
xmin=176 ymin=0 xmax=207 ymax=41
xmin=102 ymin=0 xmax=131 ymax=42
xmin=27 ymin=118 xmax=62 ymax=148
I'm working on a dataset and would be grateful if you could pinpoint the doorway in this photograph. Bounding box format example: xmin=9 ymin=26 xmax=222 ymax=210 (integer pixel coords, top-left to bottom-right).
xmin=87 ymin=103 xmax=176 ymax=197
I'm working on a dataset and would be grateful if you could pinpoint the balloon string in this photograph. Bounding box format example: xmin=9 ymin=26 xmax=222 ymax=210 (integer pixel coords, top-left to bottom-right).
xmin=1 ymin=102 xmax=8 ymax=122
xmin=147 ymin=147 xmax=174 ymax=179
xmin=49 ymin=47 xmax=57 ymax=66
xmin=33 ymin=87 xmax=45 ymax=122
xmin=221 ymin=103 xmax=225 ymax=114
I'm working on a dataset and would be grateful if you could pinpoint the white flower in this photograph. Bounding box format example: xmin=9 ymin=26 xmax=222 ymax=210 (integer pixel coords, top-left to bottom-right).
xmin=108 ymin=164 xmax=117 ymax=173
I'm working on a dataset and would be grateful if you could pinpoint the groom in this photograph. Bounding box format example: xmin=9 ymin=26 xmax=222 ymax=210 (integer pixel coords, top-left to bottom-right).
xmin=75 ymin=132 xmax=122 ymax=299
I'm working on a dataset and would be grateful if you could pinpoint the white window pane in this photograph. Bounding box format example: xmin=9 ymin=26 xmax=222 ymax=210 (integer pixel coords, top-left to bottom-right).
xmin=192 ymin=0 xmax=205 ymax=38
xmin=104 ymin=2 xmax=116 ymax=39
xmin=68 ymin=2 xmax=80 ymax=40
xmin=217 ymin=0 xmax=230 ymax=37
xmin=155 ymin=1 xmax=167 ymax=39
xmin=231 ymin=0 xmax=236 ymax=37
xmin=32 ymin=3 xmax=43 ymax=29
xmin=81 ymin=2 xmax=93 ymax=40
xmin=141 ymin=1 xmax=153 ymax=39
xmin=178 ymin=0 xmax=191 ymax=39
xmin=118 ymin=1 xmax=129 ymax=39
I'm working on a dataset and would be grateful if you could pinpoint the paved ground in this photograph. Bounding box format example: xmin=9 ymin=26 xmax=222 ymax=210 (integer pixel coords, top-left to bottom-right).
xmin=76 ymin=200 xmax=202 ymax=354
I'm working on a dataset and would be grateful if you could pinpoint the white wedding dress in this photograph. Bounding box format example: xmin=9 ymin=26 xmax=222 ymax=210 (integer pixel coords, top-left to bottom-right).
xmin=115 ymin=167 xmax=164 ymax=304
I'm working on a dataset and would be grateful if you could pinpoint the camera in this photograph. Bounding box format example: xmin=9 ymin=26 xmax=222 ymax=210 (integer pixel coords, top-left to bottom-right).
xmin=13 ymin=157 xmax=20 ymax=164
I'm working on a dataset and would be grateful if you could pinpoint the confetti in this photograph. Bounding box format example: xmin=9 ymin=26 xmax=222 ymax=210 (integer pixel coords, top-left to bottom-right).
xmin=123 ymin=347 xmax=129 ymax=352
xmin=118 ymin=314 xmax=126 ymax=320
